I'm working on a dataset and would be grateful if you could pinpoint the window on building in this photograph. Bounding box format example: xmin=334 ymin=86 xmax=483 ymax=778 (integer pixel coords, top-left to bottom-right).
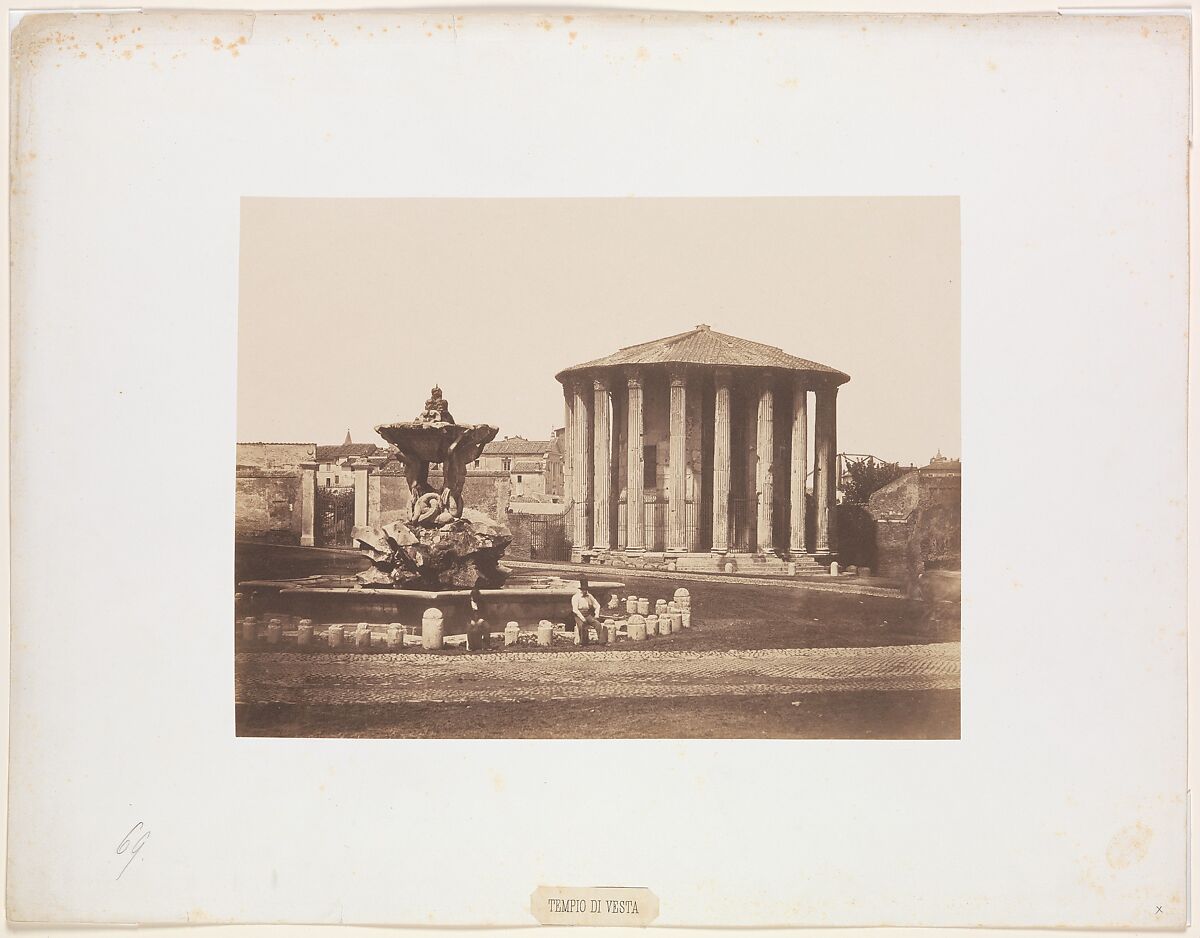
xmin=502 ymin=457 xmax=511 ymax=471
xmin=474 ymin=460 xmax=481 ymax=468
xmin=334 ymin=475 xmax=339 ymax=485
xmin=516 ymin=475 xmax=522 ymax=483
xmin=644 ymin=445 xmax=656 ymax=488
xmin=325 ymin=479 xmax=331 ymax=488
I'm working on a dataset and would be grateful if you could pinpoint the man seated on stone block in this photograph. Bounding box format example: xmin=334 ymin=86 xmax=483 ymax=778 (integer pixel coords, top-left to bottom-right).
xmin=572 ymin=579 xmax=603 ymax=646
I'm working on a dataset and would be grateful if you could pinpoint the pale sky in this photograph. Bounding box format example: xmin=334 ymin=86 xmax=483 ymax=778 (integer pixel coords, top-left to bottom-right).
xmin=238 ymin=198 xmax=959 ymax=467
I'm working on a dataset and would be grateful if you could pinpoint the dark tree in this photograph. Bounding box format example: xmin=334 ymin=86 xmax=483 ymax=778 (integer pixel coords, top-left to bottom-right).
xmin=842 ymin=457 xmax=909 ymax=505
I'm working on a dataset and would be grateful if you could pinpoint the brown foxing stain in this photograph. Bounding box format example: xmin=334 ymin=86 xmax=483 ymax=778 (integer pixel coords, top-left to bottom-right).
xmin=491 ymin=772 xmax=506 ymax=793
xmin=537 ymin=18 xmax=553 ymax=31
xmin=779 ymin=78 xmax=798 ymax=89
xmin=635 ymin=46 xmax=649 ymax=61
xmin=1106 ymin=822 xmax=1153 ymax=869
xmin=312 ymin=12 xmax=324 ymax=20
xmin=1141 ymin=25 xmax=1150 ymax=37
xmin=568 ymin=31 xmax=577 ymax=43
xmin=986 ymin=59 xmax=998 ymax=71
xmin=562 ymin=14 xmax=574 ymax=23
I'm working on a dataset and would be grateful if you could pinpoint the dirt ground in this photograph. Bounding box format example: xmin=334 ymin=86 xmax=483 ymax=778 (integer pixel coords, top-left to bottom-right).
xmin=236 ymin=688 xmax=960 ymax=739
xmin=234 ymin=548 xmax=960 ymax=739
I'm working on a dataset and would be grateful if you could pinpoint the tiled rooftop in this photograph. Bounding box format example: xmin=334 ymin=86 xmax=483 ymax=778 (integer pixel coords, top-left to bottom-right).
xmin=555 ymin=324 xmax=849 ymax=383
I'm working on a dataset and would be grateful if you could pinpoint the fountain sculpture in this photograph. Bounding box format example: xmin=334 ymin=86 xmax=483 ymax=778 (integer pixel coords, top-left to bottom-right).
xmin=352 ymin=387 xmax=511 ymax=590
xmin=236 ymin=387 xmax=622 ymax=637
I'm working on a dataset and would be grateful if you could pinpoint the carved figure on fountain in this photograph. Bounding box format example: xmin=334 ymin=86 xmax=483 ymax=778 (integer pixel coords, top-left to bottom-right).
xmin=357 ymin=388 xmax=509 ymax=590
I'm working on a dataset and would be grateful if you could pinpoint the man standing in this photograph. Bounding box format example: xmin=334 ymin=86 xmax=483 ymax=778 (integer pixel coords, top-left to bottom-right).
xmin=571 ymin=579 xmax=603 ymax=646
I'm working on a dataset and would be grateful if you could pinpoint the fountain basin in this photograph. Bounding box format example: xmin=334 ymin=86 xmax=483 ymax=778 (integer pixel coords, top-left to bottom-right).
xmin=238 ymin=574 xmax=624 ymax=636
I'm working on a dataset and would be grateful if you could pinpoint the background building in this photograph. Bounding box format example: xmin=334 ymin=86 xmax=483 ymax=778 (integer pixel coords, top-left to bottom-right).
xmin=472 ymin=434 xmax=565 ymax=499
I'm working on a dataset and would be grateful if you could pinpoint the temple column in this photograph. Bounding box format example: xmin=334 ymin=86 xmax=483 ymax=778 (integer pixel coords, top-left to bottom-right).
xmin=571 ymin=379 xmax=592 ymax=552
xmin=625 ymin=369 xmax=645 ymax=552
xmin=755 ymin=372 xmax=776 ymax=555
xmin=667 ymin=368 xmax=688 ymax=552
xmin=299 ymin=461 xmax=317 ymax=546
xmin=711 ymin=369 xmax=732 ymax=554
xmin=592 ymin=375 xmax=612 ymax=551
xmin=814 ymin=385 xmax=838 ymax=556
xmin=789 ymin=380 xmax=808 ymax=554
xmin=562 ymin=383 xmax=574 ymax=512
xmin=352 ymin=460 xmax=371 ymax=529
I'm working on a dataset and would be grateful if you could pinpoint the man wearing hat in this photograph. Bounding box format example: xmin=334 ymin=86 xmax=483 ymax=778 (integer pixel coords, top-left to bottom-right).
xmin=571 ymin=579 xmax=603 ymax=646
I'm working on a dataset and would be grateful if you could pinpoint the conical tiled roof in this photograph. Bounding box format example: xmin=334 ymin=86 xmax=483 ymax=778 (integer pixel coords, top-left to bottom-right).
xmin=554 ymin=324 xmax=849 ymax=384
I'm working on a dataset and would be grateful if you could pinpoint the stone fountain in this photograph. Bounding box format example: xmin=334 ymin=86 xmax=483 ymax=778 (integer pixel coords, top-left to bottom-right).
xmin=236 ymin=387 xmax=622 ymax=637
xmin=354 ymin=386 xmax=509 ymax=590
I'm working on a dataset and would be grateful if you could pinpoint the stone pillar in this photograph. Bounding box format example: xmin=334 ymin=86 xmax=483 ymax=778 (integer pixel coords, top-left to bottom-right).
xmin=299 ymin=461 xmax=317 ymax=547
xmin=571 ymin=379 xmax=591 ymax=552
xmin=789 ymin=380 xmax=808 ymax=554
xmin=814 ymin=385 xmax=838 ymax=555
xmin=711 ymin=369 xmax=732 ymax=554
xmin=755 ymin=372 xmax=775 ymax=555
xmin=352 ymin=460 xmax=370 ymax=529
xmin=592 ymin=375 xmax=612 ymax=551
xmin=625 ymin=369 xmax=645 ymax=552
xmin=667 ymin=368 xmax=688 ymax=553
xmin=562 ymin=382 xmax=574 ymax=512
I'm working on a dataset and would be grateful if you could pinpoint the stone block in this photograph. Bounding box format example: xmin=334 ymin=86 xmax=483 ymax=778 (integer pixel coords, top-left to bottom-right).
xmin=682 ymin=610 xmax=692 ymax=629
xmin=298 ymin=622 xmax=314 ymax=646
xmin=627 ymin=614 xmax=647 ymax=641
xmin=537 ymin=622 xmax=553 ymax=646
xmin=637 ymin=598 xmax=650 ymax=616
xmin=830 ymin=561 xmax=840 ymax=576
xmin=422 ymin=608 xmax=445 ymax=650
xmin=387 ymin=624 xmax=404 ymax=649
xmin=328 ymin=624 xmax=344 ymax=648
xmin=670 ymin=611 xmax=683 ymax=633
xmin=625 ymin=596 xmax=638 ymax=614
xmin=355 ymin=624 xmax=372 ymax=649
xmin=655 ymin=599 xmax=667 ymax=616
xmin=645 ymin=614 xmax=658 ymax=637
xmin=605 ymin=623 xmax=618 ymax=644
xmin=673 ymin=587 xmax=691 ymax=610
xmin=504 ymin=622 xmax=520 ymax=646
xmin=241 ymin=617 xmax=257 ymax=642
xmin=266 ymin=622 xmax=281 ymax=645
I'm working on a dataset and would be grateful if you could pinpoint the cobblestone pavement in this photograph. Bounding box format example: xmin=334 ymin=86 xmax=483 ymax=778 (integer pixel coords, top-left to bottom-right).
xmin=507 ymin=560 xmax=904 ymax=598
xmin=236 ymin=642 xmax=959 ymax=705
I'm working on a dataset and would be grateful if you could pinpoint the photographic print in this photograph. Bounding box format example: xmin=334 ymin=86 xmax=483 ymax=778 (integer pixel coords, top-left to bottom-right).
xmin=8 ymin=8 xmax=1187 ymax=927
xmin=233 ymin=197 xmax=961 ymax=739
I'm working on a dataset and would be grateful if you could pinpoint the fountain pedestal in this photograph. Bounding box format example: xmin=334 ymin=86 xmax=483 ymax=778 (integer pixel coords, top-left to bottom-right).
xmin=354 ymin=508 xmax=512 ymax=590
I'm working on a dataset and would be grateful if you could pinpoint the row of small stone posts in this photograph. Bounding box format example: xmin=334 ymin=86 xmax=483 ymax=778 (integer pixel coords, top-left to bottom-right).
xmin=236 ymin=588 xmax=694 ymax=652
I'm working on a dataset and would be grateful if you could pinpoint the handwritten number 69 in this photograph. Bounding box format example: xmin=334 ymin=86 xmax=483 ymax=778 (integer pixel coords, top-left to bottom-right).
xmin=116 ymin=822 xmax=150 ymax=881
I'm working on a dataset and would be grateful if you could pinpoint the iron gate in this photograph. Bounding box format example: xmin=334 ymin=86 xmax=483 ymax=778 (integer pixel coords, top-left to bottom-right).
xmin=528 ymin=515 xmax=569 ymax=561
xmin=316 ymin=486 xmax=356 ymax=548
